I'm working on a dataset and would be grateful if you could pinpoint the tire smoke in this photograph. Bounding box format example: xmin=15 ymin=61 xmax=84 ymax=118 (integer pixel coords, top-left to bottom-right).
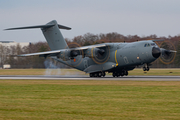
xmin=43 ymin=58 xmax=85 ymax=77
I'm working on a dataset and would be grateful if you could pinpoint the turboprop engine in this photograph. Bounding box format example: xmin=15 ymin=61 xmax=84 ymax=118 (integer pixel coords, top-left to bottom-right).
xmin=85 ymin=48 xmax=105 ymax=58
xmin=57 ymin=50 xmax=79 ymax=61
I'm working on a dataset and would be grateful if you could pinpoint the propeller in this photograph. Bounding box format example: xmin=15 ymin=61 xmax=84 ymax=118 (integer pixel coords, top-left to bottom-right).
xmin=160 ymin=48 xmax=176 ymax=59
xmin=158 ymin=41 xmax=176 ymax=64
xmin=92 ymin=46 xmax=110 ymax=64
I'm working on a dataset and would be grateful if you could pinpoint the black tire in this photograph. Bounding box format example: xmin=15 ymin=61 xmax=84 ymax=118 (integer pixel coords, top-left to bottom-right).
xmin=98 ymin=72 xmax=102 ymax=77
xmin=90 ymin=73 xmax=93 ymax=77
xmin=146 ymin=67 xmax=150 ymax=71
xmin=120 ymin=72 xmax=124 ymax=77
xmin=102 ymin=72 xmax=106 ymax=77
xmin=143 ymin=67 xmax=146 ymax=71
xmin=124 ymin=71 xmax=128 ymax=76
xmin=94 ymin=73 xmax=97 ymax=77
xmin=117 ymin=73 xmax=120 ymax=77
xmin=113 ymin=73 xmax=116 ymax=77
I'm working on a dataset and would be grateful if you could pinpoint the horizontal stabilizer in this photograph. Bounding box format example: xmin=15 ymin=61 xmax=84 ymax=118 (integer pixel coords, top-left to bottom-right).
xmin=5 ymin=24 xmax=54 ymax=30
xmin=58 ymin=24 xmax=71 ymax=30
xmin=5 ymin=24 xmax=71 ymax=30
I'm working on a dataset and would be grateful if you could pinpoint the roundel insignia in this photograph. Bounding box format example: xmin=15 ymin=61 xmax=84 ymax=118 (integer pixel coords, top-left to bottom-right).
xmin=74 ymin=58 xmax=76 ymax=62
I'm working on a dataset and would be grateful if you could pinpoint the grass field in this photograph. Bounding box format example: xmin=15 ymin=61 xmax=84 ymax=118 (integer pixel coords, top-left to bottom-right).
xmin=0 ymin=80 xmax=180 ymax=120
xmin=0 ymin=68 xmax=180 ymax=76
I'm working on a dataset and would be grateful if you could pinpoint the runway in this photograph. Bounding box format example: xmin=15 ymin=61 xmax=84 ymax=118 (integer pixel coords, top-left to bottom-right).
xmin=0 ymin=75 xmax=180 ymax=81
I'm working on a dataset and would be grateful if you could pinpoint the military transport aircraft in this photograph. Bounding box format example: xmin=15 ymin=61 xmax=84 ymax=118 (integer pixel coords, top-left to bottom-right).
xmin=5 ymin=20 xmax=176 ymax=77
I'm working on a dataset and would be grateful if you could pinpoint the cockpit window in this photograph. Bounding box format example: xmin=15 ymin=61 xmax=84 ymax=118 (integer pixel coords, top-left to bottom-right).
xmin=144 ymin=43 xmax=150 ymax=47
xmin=144 ymin=43 xmax=157 ymax=47
xmin=151 ymin=43 xmax=156 ymax=46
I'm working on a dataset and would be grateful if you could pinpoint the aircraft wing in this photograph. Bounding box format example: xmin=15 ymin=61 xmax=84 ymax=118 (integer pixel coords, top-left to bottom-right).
xmin=18 ymin=44 xmax=108 ymax=58
xmin=151 ymin=39 xmax=164 ymax=42
xmin=18 ymin=50 xmax=62 ymax=57
xmin=71 ymin=44 xmax=107 ymax=51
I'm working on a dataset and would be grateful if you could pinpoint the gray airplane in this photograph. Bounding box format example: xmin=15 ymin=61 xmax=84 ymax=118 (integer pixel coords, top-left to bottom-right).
xmin=5 ymin=20 xmax=176 ymax=77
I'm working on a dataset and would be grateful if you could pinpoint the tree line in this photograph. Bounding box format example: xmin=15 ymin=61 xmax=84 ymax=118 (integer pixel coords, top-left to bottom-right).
xmin=1 ymin=32 xmax=180 ymax=68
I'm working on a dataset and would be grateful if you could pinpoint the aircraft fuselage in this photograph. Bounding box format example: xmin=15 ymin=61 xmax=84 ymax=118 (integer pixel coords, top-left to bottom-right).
xmin=53 ymin=40 xmax=159 ymax=76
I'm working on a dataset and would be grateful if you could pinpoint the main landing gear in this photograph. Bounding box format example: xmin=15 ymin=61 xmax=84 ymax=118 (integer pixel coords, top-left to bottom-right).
xmin=89 ymin=72 xmax=106 ymax=77
xmin=143 ymin=63 xmax=150 ymax=71
xmin=112 ymin=70 xmax=128 ymax=77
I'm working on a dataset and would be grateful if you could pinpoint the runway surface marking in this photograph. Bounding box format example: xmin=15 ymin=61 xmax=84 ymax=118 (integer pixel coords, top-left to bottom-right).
xmin=0 ymin=75 xmax=180 ymax=81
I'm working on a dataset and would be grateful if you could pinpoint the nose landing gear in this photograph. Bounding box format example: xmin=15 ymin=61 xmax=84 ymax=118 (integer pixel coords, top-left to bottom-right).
xmin=143 ymin=63 xmax=150 ymax=71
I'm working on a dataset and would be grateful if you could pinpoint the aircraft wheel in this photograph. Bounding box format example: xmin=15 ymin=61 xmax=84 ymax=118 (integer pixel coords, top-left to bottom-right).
xmin=126 ymin=71 xmax=128 ymax=76
xmin=143 ymin=67 xmax=146 ymax=71
xmin=143 ymin=67 xmax=150 ymax=71
xmin=113 ymin=73 xmax=116 ymax=77
xmin=98 ymin=72 xmax=102 ymax=77
xmin=120 ymin=72 xmax=124 ymax=77
xmin=90 ymin=73 xmax=94 ymax=77
xmin=102 ymin=72 xmax=106 ymax=77
xmin=146 ymin=67 xmax=150 ymax=71
xmin=116 ymin=73 xmax=120 ymax=77
xmin=125 ymin=71 xmax=128 ymax=76
xmin=94 ymin=73 xmax=97 ymax=77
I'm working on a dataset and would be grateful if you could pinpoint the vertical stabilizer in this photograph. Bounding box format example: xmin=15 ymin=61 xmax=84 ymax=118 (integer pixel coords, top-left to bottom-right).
xmin=5 ymin=20 xmax=71 ymax=50
xmin=41 ymin=20 xmax=69 ymax=50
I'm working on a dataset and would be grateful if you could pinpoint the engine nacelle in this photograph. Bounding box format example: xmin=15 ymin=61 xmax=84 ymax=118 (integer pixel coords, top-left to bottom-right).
xmin=57 ymin=50 xmax=70 ymax=61
xmin=57 ymin=50 xmax=79 ymax=61
xmin=85 ymin=48 xmax=105 ymax=58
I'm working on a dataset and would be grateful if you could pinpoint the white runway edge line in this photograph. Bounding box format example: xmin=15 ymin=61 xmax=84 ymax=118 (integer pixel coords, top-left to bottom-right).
xmin=0 ymin=75 xmax=180 ymax=81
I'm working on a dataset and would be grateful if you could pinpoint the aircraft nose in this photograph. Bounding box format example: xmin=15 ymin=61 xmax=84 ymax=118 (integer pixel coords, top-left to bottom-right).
xmin=152 ymin=47 xmax=161 ymax=58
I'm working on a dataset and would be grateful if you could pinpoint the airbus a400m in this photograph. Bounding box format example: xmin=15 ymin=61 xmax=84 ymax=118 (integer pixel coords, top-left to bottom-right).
xmin=5 ymin=20 xmax=176 ymax=77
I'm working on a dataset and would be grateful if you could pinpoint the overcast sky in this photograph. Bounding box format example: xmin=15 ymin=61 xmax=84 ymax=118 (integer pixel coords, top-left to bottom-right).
xmin=0 ymin=0 xmax=180 ymax=43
